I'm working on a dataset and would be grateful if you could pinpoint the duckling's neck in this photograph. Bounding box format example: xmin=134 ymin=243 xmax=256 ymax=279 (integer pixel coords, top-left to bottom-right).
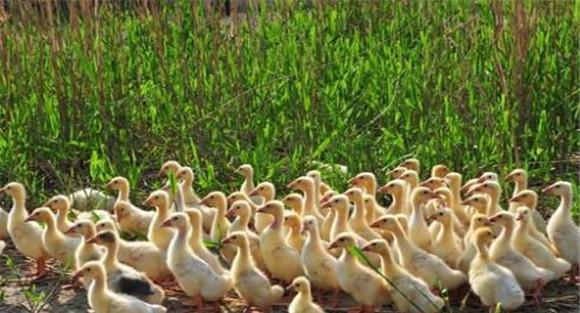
xmin=491 ymin=222 xmax=514 ymax=255
xmin=118 ymin=185 xmax=130 ymax=202
xmin=389 ymin=192 xmax=403 ymax=213
xmin=487 ymin=192 xmax=500 ymax=215
xmin=390 ymin=225 xmax=413 ymax=259
xmin=242 ymin=174 xmax=254 ymax=194
xmin=379 ymin=249 xmax=401 ymax=277
xmin=312 ymin=179 xmax=321 ymax=210
xmin=305 ymin=227 xmax=323 ymax=249
xmin=56 ymin=208 xmax=70 ymax=230
xmin=235 ymin=213 xmax=250 ymax=231
xmin=44 ymin=215 xmax=59 ymax=235
xmin=554 ymin=192 xmax=572 ymax=218
xmin=475 ymin=241 xmax=490 ymax=261
xmin=302 ymin=185 xmax=317 ymax=215
xmin=297 ymin=288 xmax=313 ymax=304
xmin=9 ymin=194 xmax=27 ymax=222
xmin=156 ymin=204 xmax=169 ymax=221
xmin=513 ymin=180 xmax=527 ymax=195
xmin=365 ymin=201 xmax=376 ymax=223
xmin=170 ymin=227 xmax=190 ymax=259
xmin=103 ymin=242 xmax=120 ymax=269
xmin=351 ymin=197 xmax=366 ymax=223
xmin=188 ymin=219 xmax=204 ymax=243
xmin=364 ymin=181 xmax=377 ymax=198
xmin=89 ymin=273 xmax=108 ymax=299
xmin=232 ymin=241 xmax=253 ymax=271
xmin=335 ymin=207 xmax=349 ymax=228
xmin=269 ymin=210 xmax=283 ymax=230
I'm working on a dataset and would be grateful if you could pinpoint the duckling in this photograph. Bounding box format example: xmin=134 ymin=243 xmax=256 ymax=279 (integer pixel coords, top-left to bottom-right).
xmin=306 ymin=170 xmax=325 ymax=210
xmin=505 ymin=169 xmax=528 ymax=212
xmin=328 ymin=234 xmax=391 ymax=313
xmin=477 ymin=172 xmax=499 ymax=183
xmin=236 ymin=164 xmax=262 ymax=204
xmin=201 ymin=191 xmax=235 ymax=263
xmin=226 ymin=191 xmax=270 ymax=234
xmin=510 ymin=190 xmax=551 ymax=250
xmin=319 ymin=191 xmax=338 ymax=241
xmin=283 ymin=193 xmax=305 ymax=215
xmin=460 ymin=194 xmax=489 ymax=217
xmin=162 ymin=213 xmax=233 ymax=310
xmin=174 ymin=166 xmax=203 ymax=206
xmin=457 ymin=214 xmax=491 ymax=274
xmin=362 ymin=240 xmax=444 ymax=313
xmin=444 ymin=172 xmax=471 ymax=221
xmin=399 ymin=158 xmax=420 ymax=174
xmin=432 ymin=187 xmax=467 ymax=236
xmin=106 ymin=177 xmax=153 ymax=235
xmin=287 ymin=177 xmax=325 ymax=224
xmin=44 ymin=195 xmax=111 ymax=232
xmin=363 ymin=195 xmax=381 ymax=227
xmin=543 ymin=181 xmax=580 ymax=281
xmin=322 ymin=194 xmax=367 ymax=244
xmin=460 ymin=177 xmax=479 ymax=195
xmin=426 ymin=207 xmax=462 ymax=268
xmin=222 ymin=232 xmax=283 ymax=312
xmin=467 ymin=181 xmax=503 ymax=216
xmin=257 ymin=200 xmax=304 ymax=283
xmin=142 ymin=190 xmax=175 ymax=251
xmin=399 ymin=170 xmax=420 ymax=216
xmin=513 ymin=207 xmax=571 ymax=278
xmin=469 ymin=228 xmax=525 ymax=310
xmin=284 ymin=212 xmax=304 ymax=253
xmin=68 ymin=188 xmax=116 ymax=213
xmin=247 ymin=183 xmax=276 ymax=232
xmin=26 ymin=207 xmax=81 ymax=266
xmin=158 ymin=160 xmax=181 ymax=178
xmin=343 ymin=187 xmax=381 ymax=241
xmin=348 ymin=172 xmax=388 ymax=217
xmin=288 ymin=277 xmax=325 ymax=313
xmin=386 ymin=166 xmax=407 ymax=179
xmin=420 ymin=177 xmax=446 ymax=191
xmin=87 ymin=231 xmax=165 ymax=304
xmin=1 ymin=183 xmax=49 ymax=277
xmin=488 ymin=212 xmax=555 ymax=301
xmin=430 ymin=164 xmax=450 ymax=178
xmin=371 ymin=216 xmax=466 ymax=290
xmin=0 ymin=208 xmax=8 ymax=239
xmin=377 ymin=179 xmax=407 ymax=215
xmin=301 ymin=216 xmax=340 ymax=305
xmin=183 ymin=209 xmax=228 ymax=275
xmin=407 ymin=187 xmax=436 ymax=252
xmin=226 ymin=201 xmax=266 ymax=272
xmin=73 ymin=261 xmax=167 ymax=313
xmin=64 ymin=220 xmax=105 ymax=270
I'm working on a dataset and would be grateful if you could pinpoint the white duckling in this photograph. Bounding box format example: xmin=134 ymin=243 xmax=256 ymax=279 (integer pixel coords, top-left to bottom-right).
xmin=283 ymin=193 xmax=305 ymax=215
xmin=469 ymin=228 xmax=525 ymax=311
xmin=287 ymin=176 xmax=325 ymax=224
xmin=201 ymin=191 xmax=235 ymax=263
xmin=467 ymin=181 xmax=503 ymax=216
xmin=513 ymin=207 xmax=571 ymax=279
xmin=183 ymin=209 xmax=228 ymax=275
xmin=257 ymin=200 xmax=304 ymax=283
xmin=301 ymin=216 xmax=340 ymax=306
xmin=322 ymin=194 xmax=366 ymax=244
xmin=64 ymin=220 xmax=105 ymax=270
xmin=235 ymin=164 xmax=262 ymax=204
xmin=432 ymin=187 xmax=467 ymax=236
xmin=72 ymin=261 xmax=167 ymax=313
xmin=543 ymin=181 xmax=580 ymax=281
xmin=348 ymin=172 xmax=388 ymax=217
xmin=87 ymin=231 xmax=165 ymax=304
xmin=1 ymin=182 xmax=49 ymax=277
xmin=174 ymin=166 xmax=203 ymax=206
xmin=222 ymin=232 xmax=283 ymax=312
xmin=343 ymin=187 xmax=381 ymax=241
xmin=509 ymin=190 xmax=553 ymax=252
xmin=162 ymin=213 xmax=233 ymax=311
xmin=284 ymin=212 xmax=305 ymax=253
xmin=362 ymin=240 xmax=444 ymax=313
xmin=227 ymin=191 xmax=271 ymax=234
xmin=26 ymin=207 xmax=80 ymax=266
xmin=288 ymin=276 xmax=325 ymax=313
xmin=44 ymin=194 xmax=111 ymax=232
xmin=328 ymin=234 xmax=391 ymax=313
xmin=398 ymin=170 xmax=420 ymax=216
xmin=371 ymin=216 xmax=466 ymax=290
xmin=444 ymin=172 xmax=471 ymax=224
xmin=488 ymin=212 xmax=555 ymax=302
xmin=457 ymin=214 xmax=491 ymax=274
xmin=106 ymin=177 xmax=153 ymax=235
xmin=142 ymin=190 xmax=175 ymax=251
xmin=504 ymin=169 xmax=528 ymax=212
xmin=426 ymin=207 xmax=463 ymax=268
xmin=407 ymin=187 xmax=436 ymax=252
xmin=377 ymin=179 xmax=407 ymax=215
xmin=318 ymin=190 xmax=338 ymax=242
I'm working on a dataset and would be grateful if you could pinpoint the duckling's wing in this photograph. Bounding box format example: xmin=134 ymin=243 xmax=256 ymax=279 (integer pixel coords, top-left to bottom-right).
xmin=113 ymin=271 xmax=155 ymax=297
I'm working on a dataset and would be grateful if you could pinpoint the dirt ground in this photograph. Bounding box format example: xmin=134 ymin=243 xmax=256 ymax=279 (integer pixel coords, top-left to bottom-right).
xmin=1 ymin=241 xmax=578 ymax=313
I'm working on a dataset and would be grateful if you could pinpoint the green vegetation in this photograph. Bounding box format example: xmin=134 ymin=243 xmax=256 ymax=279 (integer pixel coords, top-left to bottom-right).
xmin=0 ymin=1 xmax=577 ymax=211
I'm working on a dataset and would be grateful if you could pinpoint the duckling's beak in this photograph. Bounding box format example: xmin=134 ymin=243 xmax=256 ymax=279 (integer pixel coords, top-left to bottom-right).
xmin=86 ymin=236 xmax=98 ymax=244
xmin=24 ymin=215 xmax=36 ymax=223
xmin=504 ymin=173 xmax=515 ymax=182
xmin=508 ymin=196 xmax=519 ymax=203
xmin=541 ymin=185 xmax=554 ymax=194
xmin=460 ymin=199 xmax=470 ymax=206
xmin=328 ymin=241 xmax=339 ymax=250
xmin=483 ymin=219 xmax=492 ymax=226
xmin=256 ymin=205 xmax=268 ymax=214
xmin=377 ymin=185 xmax=389 ymax=194
xmin=426 ymin=215 xmax=436 ymax=223
xmin=248 ymin=189 xmax=260 ymax=197
xmin=71 ymin=270 xmax=84 ymax=281
xmin=157 ymin=168 xmax=166 ymax=177
xmin=160 ymin=218 xmax=173 ymax=228
xmin=225 ymin=209 xmax=236 ymax=218
xmin=64 ymin=227 xmax=76 ymax=235
xmin=141 ymin=198 xmax=153 ymax=207
xmin=286 ymin=180 xmax=297 ymax=189
xmin=221 ymin=237 xmax=231 ymax=245
xmin=514 ymin=214 xmax=524 ymax=221
xmin=285 ymin=284 xmax=296 ymax=292
xmin=104 ymin=181 xmax=114 ymax=189
xmin=369 ymin=219 xmax=382 ymax=228
xmin=361 ymin=244 xmax=372 ymax=252
xmin=320 ymin=201 xmax=332 ymax=209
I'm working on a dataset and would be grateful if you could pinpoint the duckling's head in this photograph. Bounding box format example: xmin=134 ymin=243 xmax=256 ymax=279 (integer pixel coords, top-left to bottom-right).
xmin=433 ymin=186 xmax=452 ymax=202
xmin=399 ymin=170 xmax=419 ymax=184
xmin=221 ymin=231 xmax=248 ymax=247
xmin=176 ymin=166 xmax=194 ymax=181
xmin=470 ymin=213 xmax=491 ymax=229
xmin=283 ymin=212 xmax=301 ymax=228
xmin=386 ymin=166 xmax=407 ymax=179
xmin=412 ymin=187 xmax=438 ymax=204
xmin=460 ymin=195 xmax=488 ymax=213
xmin=421 ymin=177 xmax=446 ymax=191
xmin=65 ymin=220 xmax=96 ymax=237
xmin=427 ymin=207 xmax=451 ymax=224
xmin=477 ymin=172 xmax=498 ymax=184
xmin=226 ymin=200 xmax=251 ymax=218
xmin=515 ymin=207 xmax=531 ymax=222
xmin=113 ymin=200 xmax=133 ymax=222
xmin=87 ymin=231 xmax=117 ymax=246
xmin=460 ymin=178 xmax=479 ymax=194
xmin=473 ymin=227 xmax=496 ymax=247
xmin=72 ymin=261 xmax=104 ymax=281
xmin=348 ymin=172 xmax=376 ymax=189
xmin=287 ymin=176 xmax=313 ymax=191
xmin=488 ymin=211 xmax=514 ymax=227
xmin=306 ymin=170 xmax=321 ymax=182
xmin=105 ymin=176 xmax=129 ymax=191
xmin=183 ymin=209 xmax=202 ymax=229
xmin=25 ymin=207 xmax=53 ymax=223
xmin=302 ymin=216 xmax=318 ymax=233
xmin=320 ymin=194 xmax=349 ymax=212
xmin=158 ymin=160 xmax=181 ymax=177
xmin=509 ymin=190 xmax=537 ymax=208
xmin=43 ymin=195 xmax=70 ymax=213
xmin=343 ymin=187 xmax=364 ymax=202
xmin=161 ymin=212 xmax=189 ymax=230
xmin=226 ymin=191 xmax=249 ymax=206
xmin=377 ymin=179 xmax=405 ymax=195
xmin=328 ymin=233 xmax=356 ymax=250
xmin=444 ymin=172 xmax=462 ymax=188
xmin=467 ymin=181 xmax=500 ymax=197
xmin=142 ymin=190 xmax=170 ymax=209
xmin=431 ymin=164 xmax=450 ymax=178
xmin=288 ymin=276 xmax=312 ymax=294
xmin=320 ymin=190 xmax=337 ymax=203
xmin=249 ymin=182 xmax=275 ymax=199
xmin=282 ymin=193 xmax=303 ymax=211
xmin=256 ymin=200 xmax=284 ymax=217
xmin=504 ymin=169 xmax=527 ymax=183
xmin=399 ymin=158 xmax=420 ymax=172
xmin=363 ymin=194 xmax=375 ymax=208
xmin=95 ymin=219 xmax=118 ymax=233
xmin=200 ymin=191 xmax=227 ymax=209
xmin=370 ymin=215 xmax=400 ymax=231
xmin=542 ymin=181 xmax=572 ymax=197
xmin=361 ymin=239 xmax=389 ymax=255
xmin=0 ymin=182 xmax=26 ymax=200
xmin=235 ymin=164 xmax=253 ymax=177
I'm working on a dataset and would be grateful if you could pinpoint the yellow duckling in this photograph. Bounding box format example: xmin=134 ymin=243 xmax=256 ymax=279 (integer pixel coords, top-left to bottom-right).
xmin=362 ymin=240 xmax=444 ymax=313
xmin=343 ymin=187 xmax=381 ymax=241
xmin=64 ymin=220 xmax=105 ymax=270
xmin=184 ymin=209 xmax=228 ymax=275
xmin=283 ymin=193 xmax=304 ymax=216
xmin=225 ymin=201 xmax=267 ymax=272
xmin=430 ymin=164 xmax=450 ymax=178
xmin=288 ymin=276 xmax=325 ymax=313
xmin=284 ymin=212 xmax=305 ymax=253
xmin=385 ymin=166 xmax=406 ymax=179
xmin=466 ymin=181 xmax=503 ymax=216
xmin=44 ymin=194 xmax=111 ymax=232
xmin=235 ymin=164 xmax=261 ymax=203
xmin=469 ymin=228 xmax=525 ymax=311
xmin=106 ymin=177 xmax=153 ymax=235
xmin=1 ymin=182 xmax=49 ymax=277
xmin=142 ymin=190 xmax=175 ymax=251
xmin=174 ymin=166 xmax=203 ymax=206
xmin=377 ymin=179 xmax=407 ymax=215
xmin=510 ymin=190 xmax=552 ymax=251
xmin=457 ymin=214 xmax=490 ymax=274
xmin=222 ymin=232 xmax=283 ymax=312
xmin=348 ymin=172 xmax=388 ymax=217
xmin=26 ymin=207 xmax=80 ymax=266
xmin=287 ymin=176 xmax=325 ymax=224
xmin=504 ymin=168 xmax=528 ymax=212
xmin=162 ymin=213 xmax=233 ymax=311
xmin=426 ymin=207 xmax=463 ymax=268
xmin=407 ymin=187 xmax=437 ymax=252
xmin=72 ymin=261 xmax=167 ymax=313
xmin=328 ymin=234 xmax=391 ymax=313
xmin=257 ymin=200 xmax=304 ymax=283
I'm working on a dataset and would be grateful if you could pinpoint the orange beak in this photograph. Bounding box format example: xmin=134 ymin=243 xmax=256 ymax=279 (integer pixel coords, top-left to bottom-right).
xmin=64 ymin=227 xmax=76 ymax=235
xmin=328 ymin=241 xmax=338 ymax=250
xmin=320 ymin=201 xmax=332 ymax=209
xmin=256 ymin=205 xmax=268 ymax=214
xmin=509 ymin=196 xmax=520 ymax=203
xmin=142 ymin=197 xmax=153 ymax=207
xmin=377 ymin=185 xmax=389 ymax=194
xmin=504 ymin=173 xmax=515 ymax=181
xmin=71 ymin=269 xmax=84 ymax=281
xmin=24 ymin=215 xmax=36 ymax=223
xmin=369 ymin=219 xmax=382 ymax=228
xmin=226 ymin=208 xmax=236 ymax=218
xmin=105 ymin=181 xmax=114 ymax=189
xmin=221 ymin=237 xmax=231 ymax=245
xmin=161 ymin=218 xmax=173 ymax=228
xmin=86 ymin=236 xmax=98 ymax=244
xmin=287 ymin=180 xmax=298 ymax=189
xmin=541 ymin=185 xmax=554 ymax=194
xmin=248 ymin=189 xmax=260 ymax=197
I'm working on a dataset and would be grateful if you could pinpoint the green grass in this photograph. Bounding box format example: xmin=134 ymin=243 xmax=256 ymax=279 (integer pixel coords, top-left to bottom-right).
xmin=0 ymin=0 xmax=577 ymax=213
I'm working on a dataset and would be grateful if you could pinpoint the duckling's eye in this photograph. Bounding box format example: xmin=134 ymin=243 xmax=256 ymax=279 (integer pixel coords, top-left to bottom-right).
xmin=232 ymin=235 xmax=237 ymax=240
xmin=334 ymin=199 xmax=338 ymax=203
xmin=474 ymin=199 xmax=480 ymax=202
xmin=210 ymin=195 xmax=215 ymax=199
xmin=439 ymin=212 xmax=444 ymax=216
xmin=86 ymin=268 xmax=91 ymax=272
xmin=516 ymin=173 xmax=521 ymax=176
xmin=155 ymin=196 xmax=160 ymax=200
xmin=364 ymin=199 xmax=370 ymax=203
xmin=477 ymin=218 xmax=482 ymax=222
xmin=6 ymin=186 xmax=11 ymax=190
xmin=259 ymin=187 xmax=264 ymax=190
xmin=483 ymin=184 xmax=488 ymax=187
xmin=555 ymin=186 xmax=560 ymax=189
xmin=173 ymin=217 xmax=178 ymax=221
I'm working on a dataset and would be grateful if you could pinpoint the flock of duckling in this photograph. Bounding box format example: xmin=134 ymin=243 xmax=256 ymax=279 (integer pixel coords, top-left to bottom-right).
xmin=0 ymin=159 xmax=577 ymax=313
